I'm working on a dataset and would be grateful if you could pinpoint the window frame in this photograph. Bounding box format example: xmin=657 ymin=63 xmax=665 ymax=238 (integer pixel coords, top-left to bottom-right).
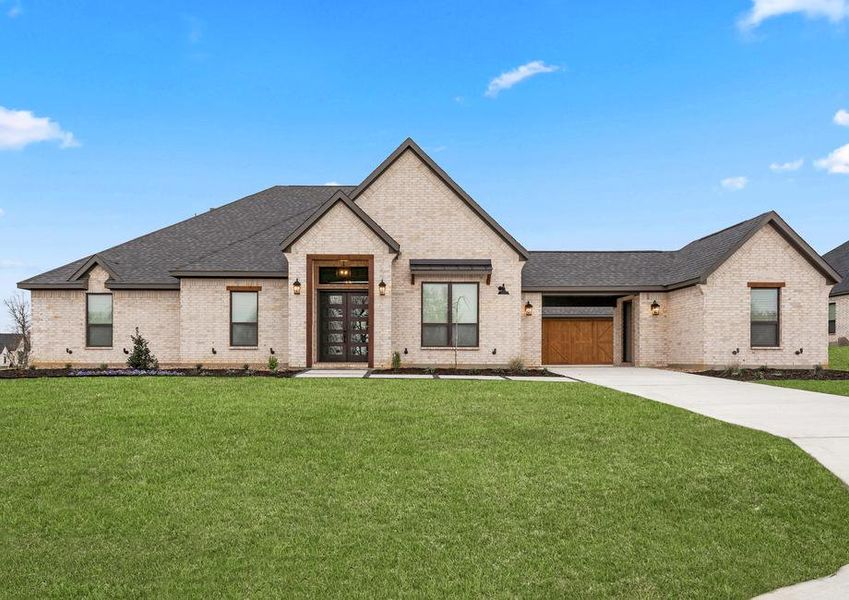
xmin=85 ymin=293 xmax=113 ymax=348
xmin=749 ymin=286 xmax=781 ymax=348
xmin=420 ymin=282 xmax=480 ymax=348
xmin=229 ymin=290 xmax=259 ymax=347
xmin=829 ymin=302 xmax=837 ymax=335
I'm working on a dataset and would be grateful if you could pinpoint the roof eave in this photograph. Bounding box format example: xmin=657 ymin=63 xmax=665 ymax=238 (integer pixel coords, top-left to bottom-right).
xmin=17 ymin=281 xmax=88 ymax=290
xmin=169 ymin=270 xmax=288 ymax=279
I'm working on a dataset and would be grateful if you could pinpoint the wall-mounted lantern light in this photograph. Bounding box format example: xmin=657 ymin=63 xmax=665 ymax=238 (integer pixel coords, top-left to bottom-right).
xmin=292 ymin=278 xmax=301 ymax=295
xmin=66 ymin=348 xmax=73 ymax=355
xmin=378 ymin=279 xmax=387 ymax=296
xmin=497 ymin=284 xmax=509 ymax=295
xmin=524 ymin=301 xmax=534 ymax=316
xmin=211 ymin=347 xmax=217 ymax=355
xmin=650 ymin=300 xmax=661 ymax=316
xmin=269 ymin=348 xmax=275 ymax=355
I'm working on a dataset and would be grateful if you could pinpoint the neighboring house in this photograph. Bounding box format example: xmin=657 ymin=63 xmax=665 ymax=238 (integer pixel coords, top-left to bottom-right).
xmin=824 ymin=241 xmax=849 ymax=345
xmin=18 ymin=138 xmax=840 ymax=370
xmin=0 ymin=333 xmax=24 ymax=368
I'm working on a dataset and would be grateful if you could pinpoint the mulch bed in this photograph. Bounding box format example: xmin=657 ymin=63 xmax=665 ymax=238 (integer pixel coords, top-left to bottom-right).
xmin=0 ymin=368 xmax=300 ymax=379
xmin=699 ymin=368 xmax=849 ymax=381
xmin=370 ymin=367 xmax=562 ymax=377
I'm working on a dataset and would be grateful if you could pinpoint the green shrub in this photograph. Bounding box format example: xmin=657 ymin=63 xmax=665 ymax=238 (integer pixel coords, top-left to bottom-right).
xmin=127 ymin=328 xmax=158 ymax=370
xmin=99 ymin=363 xmax=108 ymax=371
xmin=391 ymin=351 xmax=401 ymax=371
xmin=268 ymin=355 xmax=279 ymax=372
xmin=508 ymin=357 xmax=526 ymax=372
xmin=243 ymin=363 xmax=251 ymax=371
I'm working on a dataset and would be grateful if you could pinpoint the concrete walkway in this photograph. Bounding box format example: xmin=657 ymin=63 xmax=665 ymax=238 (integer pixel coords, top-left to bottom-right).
xmin=548 ymin=366 xmax=849 ymax=599
xmin=295 ymin=369 xmax=576 ymax=382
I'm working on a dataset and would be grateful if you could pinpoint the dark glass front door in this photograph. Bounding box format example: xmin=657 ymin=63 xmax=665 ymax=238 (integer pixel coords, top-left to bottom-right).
xmin=318 ymin=291 xmax=369 ymax=362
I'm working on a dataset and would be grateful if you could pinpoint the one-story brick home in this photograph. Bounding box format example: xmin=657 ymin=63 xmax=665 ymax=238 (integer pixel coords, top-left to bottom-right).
xmin=825 ymin=241 xmax=849 ymax=345
xmin=18 ymin=138 xmax=840 ymax=370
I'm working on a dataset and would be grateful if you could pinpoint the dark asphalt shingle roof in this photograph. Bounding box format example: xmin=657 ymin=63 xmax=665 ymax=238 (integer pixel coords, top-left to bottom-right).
xmin=0 ymin=334 xmax=23 ymax=352
xmin=522 ymin=212 xmax=836 ymax=290
xmin=825 ymin=240 xmax=849 ymax=297
xmin=19 ymin=186 xmax=354 ymax=287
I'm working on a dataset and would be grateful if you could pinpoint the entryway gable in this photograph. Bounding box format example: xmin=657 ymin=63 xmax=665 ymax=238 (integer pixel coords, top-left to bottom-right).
xmin=352 ymin=138 xmax=529 ymax=262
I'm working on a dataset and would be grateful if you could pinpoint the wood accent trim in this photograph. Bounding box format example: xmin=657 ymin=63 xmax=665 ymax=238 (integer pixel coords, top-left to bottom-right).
xmin=747 ymin=282 xmax=785 ymax=288
xmin=306 ymin=254 xmax=375 ymax=368
xmin=486 ymin=273 xmax=491 ymax=286
xmin=226 ymin=285 xmax=262 ymax=292
xmin=368 ymin=255 xmax=375 ymax=368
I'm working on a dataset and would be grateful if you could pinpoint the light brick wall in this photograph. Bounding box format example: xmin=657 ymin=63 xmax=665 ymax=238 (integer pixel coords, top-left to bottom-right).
xmin=30 ymin=266 xmax=180 ymax=367
xmin=521 ymin=293 xmax=542 ymax=367
xmin=666 ymin=285 xmax=705 ymax=367
xmin=179 ymin=277 xmax=287 ymax=368
xmin=285 ymin=202 xmax=396 ymax=368
xmin=356 ymin=149 xmax=526 ymax=367
xmin=700 ymin=225 xmax=830 ymax=368
xmin=630 ymin=292 xmax=669 ymax=367
xmin=830 ymin=295 xmax=849 ymax=345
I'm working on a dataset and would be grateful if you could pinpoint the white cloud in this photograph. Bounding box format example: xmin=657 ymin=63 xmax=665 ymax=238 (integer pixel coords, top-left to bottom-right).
xmin=7 ymin=1 xmax=21 ymax=18
xmin=738 ymin=0 xmax=849 ymax=29
xmin=0 ymin=208 xmax=5 ymax=218
xmin=185 ymin=15 xmax=204 ymax=44
xmin=0 ymin=106 xmax=78 ymax=150
xmin=815 ymin=143 xmax=849 ymax=174
xmin=721 ymin=176 xmax=749 ymax=190
xmin=323 ymin=181 xmax=341 ymax=186
xmin=0 ymin=259 xmax=24 ymax=269
xmin=769 ymin=158 xmax=804 ymax=172
xmin=834 ymin=109 xmax=849 ymax=127
xmin=485 ymin=60 xmax=559 ymax=98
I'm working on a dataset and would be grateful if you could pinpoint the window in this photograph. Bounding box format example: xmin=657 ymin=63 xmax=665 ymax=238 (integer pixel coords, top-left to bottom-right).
xmin=421 ymin=283 xmax=479 ymax=347
xmin=751 ymin=288 xmax=780 ymax=347
xmin=86 ymin=294 xmax=113 ymax=347
xmin=231 ymin=291 xmax=258 ymax=346
xmin=318 ymin=266 xmax=368 ymax=284
xmin=829 ymin=302 xmax=837 ymax=335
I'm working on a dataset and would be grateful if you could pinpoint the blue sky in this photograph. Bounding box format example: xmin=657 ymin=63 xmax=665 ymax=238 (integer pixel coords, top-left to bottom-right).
xmin=2 ymin=1 xmax=849 ymax=328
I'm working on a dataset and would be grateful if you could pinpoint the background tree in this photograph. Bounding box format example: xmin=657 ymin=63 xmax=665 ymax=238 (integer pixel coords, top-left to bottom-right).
xmin=4 ymin=293 xmax=31 ymax=368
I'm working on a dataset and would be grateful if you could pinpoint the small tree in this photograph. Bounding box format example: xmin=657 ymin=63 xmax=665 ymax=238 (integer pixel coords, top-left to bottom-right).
xmin=4 ymin=293 xmax=31 ymax=369
xmin=127 ymin=327 xmax=158 ymax=370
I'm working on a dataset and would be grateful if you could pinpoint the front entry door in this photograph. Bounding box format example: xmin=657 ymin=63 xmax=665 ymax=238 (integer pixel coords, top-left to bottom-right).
xmin=318 ymin=291 xmax=369 ymax=362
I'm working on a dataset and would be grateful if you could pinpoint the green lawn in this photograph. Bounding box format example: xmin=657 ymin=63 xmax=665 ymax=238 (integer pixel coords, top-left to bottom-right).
xmin=2 ymin=379 xmax=849 ymax=599
xmin=830 ymin=345 xmax=849 ymax=371
xmin=761 ymin=346 xmax=849 ymax=396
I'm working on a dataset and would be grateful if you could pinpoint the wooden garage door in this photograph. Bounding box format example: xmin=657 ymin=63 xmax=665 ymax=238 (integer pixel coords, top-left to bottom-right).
xmin=542 ymin=318 xmax=613 ymax=365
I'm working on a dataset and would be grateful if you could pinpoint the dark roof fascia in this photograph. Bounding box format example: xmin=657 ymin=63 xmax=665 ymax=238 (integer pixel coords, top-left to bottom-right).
xmin=521 ymin=285 xmax=667 ymax=294
xmin=831 ymin=290 xmax=849 ymax=298
xmin=17 ymin=281 xmax=87 ymax=290
xmin=105 ymin=282 xmax=182 ymax=290
xmin=663 ymin=277 xmax=707 ymax=291
xmin=168 ymin=271 xmax=288 ymax=279
xmin=682 ymin=212 xmax=840 ymax=287
xmin=349 ymin=138 xmax=530 ymax=261
xmin=69 ymin=254 xmax=121 ymax=282
xmin=279 ymin=191 xmax=400 ymax=253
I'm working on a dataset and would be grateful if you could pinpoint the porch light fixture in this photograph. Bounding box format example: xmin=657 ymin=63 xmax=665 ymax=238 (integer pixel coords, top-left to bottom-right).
xmin=524 ymin=301 xmax=534 ymax=316
xmin=497 ymin=284 xmax=509 ymax=295
xmin=650 ymin=300 xmax=661 ymax=316
xmin=336 ymin=260 xmax=351 ymax=279
xmin=378 ymin=279 xmax=387 ymax=295
xmin=292 ymin=278 xmax=301 ymax=295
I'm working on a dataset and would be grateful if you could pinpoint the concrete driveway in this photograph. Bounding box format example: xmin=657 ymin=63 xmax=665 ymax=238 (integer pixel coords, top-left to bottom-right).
xmin=548 ymin=366 xmax=849 ymax=487
xmin=548 ymin=366 xmax=849 ymax=599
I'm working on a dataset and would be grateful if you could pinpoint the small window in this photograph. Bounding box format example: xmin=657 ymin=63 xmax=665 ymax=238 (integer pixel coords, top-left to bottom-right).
xmin=231 ymin=291 xmax=258 ymax=347
xmin=421 ymin=282 xmax=479 ymax=347
xmin=751 ymin=288 xmax=780 ymax=347
xmin=829 ymin=302 xmax=837 ymax=335
xmin=87 ymin=294 xmax=113 ymax=347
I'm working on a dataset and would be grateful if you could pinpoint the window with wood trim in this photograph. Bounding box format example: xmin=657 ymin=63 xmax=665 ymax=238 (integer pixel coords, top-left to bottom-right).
xmin=230 ymin=291 xmax=258 ymax=347
xmin=829 ymin=302 xmax=837 ymax=335
xmin=86 ymin=293 xmax=113 ymax=347
xmin=421 ymin=282 xmax=479 ymax=347
xmin=751 ymin=287 xmax=780 ymax=347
